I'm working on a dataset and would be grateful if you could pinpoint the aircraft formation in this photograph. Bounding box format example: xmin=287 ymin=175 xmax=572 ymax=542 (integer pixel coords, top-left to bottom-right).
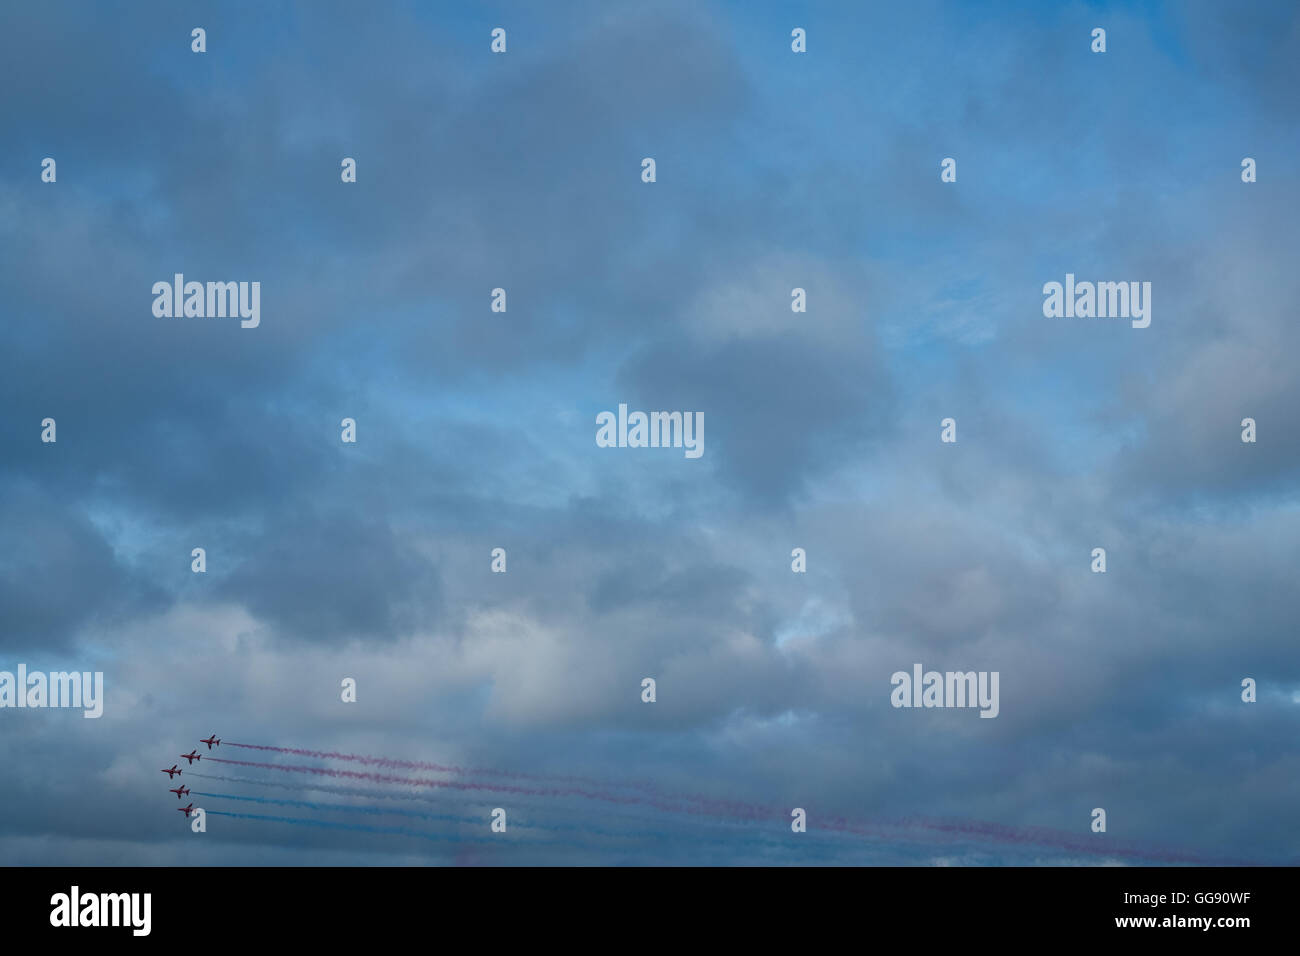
xmin=161 ymin=735 xmax=218 ymax=817
xmin=145 ymin=733 xmax=1256 ymax=865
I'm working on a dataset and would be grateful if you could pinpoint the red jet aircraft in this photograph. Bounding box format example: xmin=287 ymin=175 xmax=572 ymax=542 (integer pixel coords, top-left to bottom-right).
xmin=169 ymin=786 xmax=191 ymax=799
xmin=160 ymin=765 xmax=182 ymax=779
xmin=177 ymin=803 xmax=196 ymax=817
xmin=180 ymin=750 xmax=202 ymax=764
xmin=200 ymin=735 xmax=220 ymax=749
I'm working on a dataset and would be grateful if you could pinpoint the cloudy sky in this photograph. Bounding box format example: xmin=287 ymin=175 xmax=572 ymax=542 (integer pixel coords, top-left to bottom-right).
xmin=1 ymin=0 xmax=1298 ymax=865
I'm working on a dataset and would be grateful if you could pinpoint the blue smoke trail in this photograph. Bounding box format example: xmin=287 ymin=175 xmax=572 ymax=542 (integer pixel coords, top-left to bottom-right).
xmin=196 ymin=790 xmax=539 ymax=832
xmin=193 ymin=790 xmax=865 ymax=859
xmin=187 ymin=772 xmax=846 ymax=846
xmin=200 ymin=808 xmax=724 ymax=859
xmin=204 ymin=809 xmax=500 ymax=845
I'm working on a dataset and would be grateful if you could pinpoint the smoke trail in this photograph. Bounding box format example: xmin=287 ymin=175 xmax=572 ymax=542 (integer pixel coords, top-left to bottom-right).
xmin=218 ymin=807 xmax=895 ymax=863
xmin=896 ymin=816 xmax=1258 ymax=866
xmin=187 ymin=772 xmax=802 ymax=840
xmin=200 ymin=756 xmax=901 ymax=847
xmin=190 ymin=771 xmax=909 ymax=850
xmin=226 ymin=740 xmax=1224 ymax=861
xmin=204 ymin=756 xmax=763 ymax=819
xmin=198 ymin=758 xmax=1051 ymax=851
xmin=200 ymin=807 xmax=1131 ymax=866
xmin=204 ymin=809 xmax=507 ymax=846
xmin=196 ymin=790 xmax=658 ymax=841
xmin=188 ymin=773 xmax=993 ymax=860
xmin=228 ymin=742 xmax=1128 ymax=851
xmin=190 ymin=790 xmax=868 ymax=857
xmin=223 ymin=741 xmax=667 ymax=795
xmin=208 ymin=754 xmax=816 ymax=826
xmin=203 ymin=756 xmax=1249 ymax=863
xmin=196 ymin=791 xmax=481 ymax=827
xmin=223 ymin=740 xmax=769 ymax=816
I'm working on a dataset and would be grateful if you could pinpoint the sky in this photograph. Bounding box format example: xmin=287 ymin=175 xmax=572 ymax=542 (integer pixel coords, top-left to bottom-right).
xmin=1 ymin=0 xmax=1298 ymax=866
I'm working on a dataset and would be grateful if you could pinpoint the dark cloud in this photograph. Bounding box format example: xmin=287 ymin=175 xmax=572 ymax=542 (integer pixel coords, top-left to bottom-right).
xmin=1 ymin=0 xmax=1297 ymax=866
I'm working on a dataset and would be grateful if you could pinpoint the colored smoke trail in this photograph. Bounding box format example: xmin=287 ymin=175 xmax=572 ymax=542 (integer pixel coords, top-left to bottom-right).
xmin=895 ymin=816 xmax=1258 ymax=867
xmin=224 ymin=741 xmax=661 ymax=792
xmin=186 ymin=772 xmax=801 ymax=840
xmin=203 ymin=810 xmax=507 ymax=846
xmin=223 ymin=740 xmax=765 ymax=813
xmin=204 ymin=756 xmax=768 ymax=820
xmin=195 ymin=791 xmax=479 ymax=828
xmin=190 ymin=790 xmax=865 ymax=857
xmin=200 ymin=756 xmax=899 ymax=849
xmin=191 ymin=760 xmax=967 ymax=852
xmin=199 ymin=809 xmax=860 ymax=861
xmin=196 ymin=790 xmax=657 ymax=841
xmin=226 ymin=741 xmax=1232 ymax=864
xmin=192 ymin=770 xmax=901 ymax=848
xmin=203 ymin=756 xmax=1247 ymax=864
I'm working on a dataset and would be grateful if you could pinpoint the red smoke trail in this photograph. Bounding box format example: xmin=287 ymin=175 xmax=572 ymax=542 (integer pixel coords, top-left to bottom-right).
xmin=220 ymin=744 xmax=777 ymax=820
xmin=206 ymin=757 xmax=907 ymax=844
xmin=225 ymin=741 xmax=710 ymax=802
xmin=894 ymin=816 xmax=1258 ymax=866
xmin=205 ymin=756 xmax=784 ymax=822
xmin=213 ymin=744 xmax=1009 ymax=847
xmin=190 ymin=770 xmax=997 ymax=855
xmin=186 ymin=771 xmax=795 ymax=838
xmin=204 ymin=757 xmax=1241 ymax=863
xmin=192 ymin=790 xmax=871 ymax=856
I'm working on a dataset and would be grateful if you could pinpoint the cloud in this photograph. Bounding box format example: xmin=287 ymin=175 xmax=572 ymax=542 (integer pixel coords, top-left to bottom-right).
xmin=1 ymin=0 xmax=1297 ymax=865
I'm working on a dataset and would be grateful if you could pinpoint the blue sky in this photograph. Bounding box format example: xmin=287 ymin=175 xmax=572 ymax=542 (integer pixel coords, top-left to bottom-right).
xmin=1 ymin=0 xmax=1298 ymax=865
